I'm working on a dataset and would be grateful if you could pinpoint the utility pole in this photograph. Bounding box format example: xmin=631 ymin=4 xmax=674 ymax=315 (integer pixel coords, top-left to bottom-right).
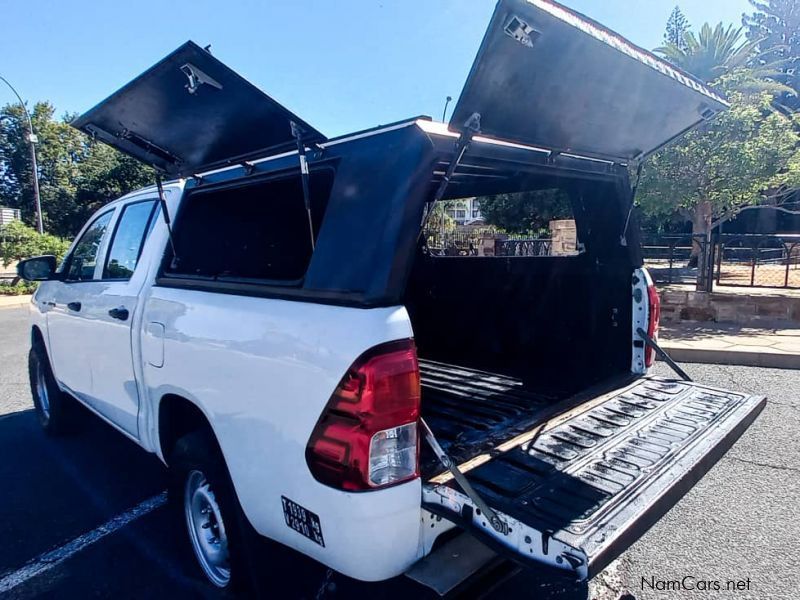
xmin=0 ymin=75 xmax=43 ymax=233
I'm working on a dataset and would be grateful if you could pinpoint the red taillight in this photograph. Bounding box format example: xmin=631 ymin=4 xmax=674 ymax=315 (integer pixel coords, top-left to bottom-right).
xmin=306 ymin=339 xmax=421 ymax=491
xmin=645 ymin=280 xmax=661 ymax=368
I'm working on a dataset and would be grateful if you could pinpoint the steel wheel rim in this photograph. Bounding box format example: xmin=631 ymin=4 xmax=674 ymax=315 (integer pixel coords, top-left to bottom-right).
xmin=184 ymin=469 xmax=231 ymax=587
xmin=35 ymin=360 xmax=50 ymax=420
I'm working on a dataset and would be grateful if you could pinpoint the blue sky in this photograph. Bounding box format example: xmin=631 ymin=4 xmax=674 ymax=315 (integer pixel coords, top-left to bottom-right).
xmin=1 ymin=0 xmax=753 ymax=137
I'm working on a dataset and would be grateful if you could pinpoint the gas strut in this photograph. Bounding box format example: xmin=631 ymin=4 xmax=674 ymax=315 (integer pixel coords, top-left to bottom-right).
xmin=155 ymin=175 xmax=179 ymax=269
xmin=420 ymin=417 xmax=509 ymax=535
xmin=418 ymin=112 xmax=482 ymax=239
xmin=291 ymin=121 xmax=316 ymax=251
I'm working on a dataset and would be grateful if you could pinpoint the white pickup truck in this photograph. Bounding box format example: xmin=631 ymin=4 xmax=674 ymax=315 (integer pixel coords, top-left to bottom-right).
xmin=18 ymin=0 xmax=765 ymax=596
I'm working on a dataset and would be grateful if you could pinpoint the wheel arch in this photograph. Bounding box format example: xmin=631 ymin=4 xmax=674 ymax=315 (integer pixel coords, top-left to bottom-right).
xmin=157 ymin=393 xmax=218 ymax=465
xmin=31 ymin=324 xmax=46 ymax=349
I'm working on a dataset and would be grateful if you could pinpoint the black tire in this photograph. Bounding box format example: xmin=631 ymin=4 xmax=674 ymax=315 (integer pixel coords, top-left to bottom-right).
xmin=28 ymin=342 xmax=79 ymax=435
xmin=168 ymin=429 xmax=265 ymax=596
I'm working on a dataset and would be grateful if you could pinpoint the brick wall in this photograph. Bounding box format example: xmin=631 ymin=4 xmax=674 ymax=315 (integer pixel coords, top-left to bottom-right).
xmin=659 ymin=288 xmax=800 ymax=324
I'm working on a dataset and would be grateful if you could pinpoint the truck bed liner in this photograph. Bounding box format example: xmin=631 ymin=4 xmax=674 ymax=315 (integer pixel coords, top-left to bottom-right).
xmin=422 ymin=375 xmax=765 ymax=579
xmin=419 ymin=359 xmax=563 ymax=474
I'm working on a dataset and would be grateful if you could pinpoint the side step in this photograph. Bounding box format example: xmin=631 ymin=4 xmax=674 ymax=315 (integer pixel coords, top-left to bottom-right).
xmin=405 ymin=533 xmax=498 ymax=596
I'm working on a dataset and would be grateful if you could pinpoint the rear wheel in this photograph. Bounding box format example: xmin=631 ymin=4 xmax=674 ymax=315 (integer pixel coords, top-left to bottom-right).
xmin=168 ymin=430 xmax=264 ymax=594
xmin=28 ymin=343 xmax=79 ymax=435
xmin=184 ymin=468 xmax=232 ymax=587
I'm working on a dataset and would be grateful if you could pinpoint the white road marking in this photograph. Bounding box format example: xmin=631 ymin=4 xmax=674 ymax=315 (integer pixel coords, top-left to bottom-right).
xmin=0 ymin=492 xmax=167 ymax=593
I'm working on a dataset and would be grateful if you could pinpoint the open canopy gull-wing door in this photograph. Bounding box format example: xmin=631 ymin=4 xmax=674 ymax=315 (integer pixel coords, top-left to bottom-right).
xmin=450 ymin=0 xmax=729 ymax=163
xmin=72 ymin=41 xmax=326 ymax=177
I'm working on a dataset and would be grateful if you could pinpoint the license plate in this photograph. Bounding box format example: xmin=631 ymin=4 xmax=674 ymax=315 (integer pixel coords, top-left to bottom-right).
xmin=281 ymin=496 xmax=325 ymax=547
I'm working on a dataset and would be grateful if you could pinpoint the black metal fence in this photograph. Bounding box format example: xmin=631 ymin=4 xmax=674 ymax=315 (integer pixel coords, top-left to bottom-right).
xmin=641 ymin=234 xmax=711 ymax=286
xmin=495 ymin=238 xmax=552 ymax=256
xmin=642 ymin=233 xmax=800 ymax=290
xmin=424 ymin=231 xmax=553 ymax=257
xmin=713 ymin=234 xmax=800 ymax=289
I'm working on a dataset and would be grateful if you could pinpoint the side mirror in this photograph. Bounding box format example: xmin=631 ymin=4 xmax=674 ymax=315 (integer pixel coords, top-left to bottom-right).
xmin=17 ymin=255 xmax=58 ymax=281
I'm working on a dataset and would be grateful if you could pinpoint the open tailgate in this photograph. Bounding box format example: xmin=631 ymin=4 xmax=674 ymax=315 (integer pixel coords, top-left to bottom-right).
xmin=423 ymin=376 xmax=764 ymax=580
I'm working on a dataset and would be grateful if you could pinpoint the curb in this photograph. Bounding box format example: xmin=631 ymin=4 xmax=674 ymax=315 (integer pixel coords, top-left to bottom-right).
xmin=0 ymin=295 xmax=32 ymax=310
xmin=660 ymin=344 xmax=800 ymax=370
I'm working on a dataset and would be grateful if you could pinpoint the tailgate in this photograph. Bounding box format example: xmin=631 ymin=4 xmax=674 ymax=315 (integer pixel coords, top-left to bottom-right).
xmin=423 ymin=376 xmax=765 ymax=580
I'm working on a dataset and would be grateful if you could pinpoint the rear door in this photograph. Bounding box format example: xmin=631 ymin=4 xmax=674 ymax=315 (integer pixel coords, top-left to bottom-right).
xmin=71 ymin=41 xmax=325 ymax=177
xmin=450 ymin=0 xmax=728 ymax=163
xmin=424 ymin=376 xmax=765 ymax=580
xmin=81 ymin=197 xmax=159 ymax=436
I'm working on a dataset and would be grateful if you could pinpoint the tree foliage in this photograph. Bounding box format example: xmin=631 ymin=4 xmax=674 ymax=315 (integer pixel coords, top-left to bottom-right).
xmin=743 ymin=0 xmax=800 ymax=110
xmin=643 ymin=5 xmax=800 ymax=247
xmin=0 ymin=102 xmax=153 ymax=238
xmin=0 ymin=220 xmax=70 ymax=268
xmin=664 ymin=6 xmax=691 ymax=50
xmin=477 ymin=189 xmax=572 ymax=234
xmin=636 ymin=79 xmax=800 ymax=230
xmin=655 ymin=22 xmax=773 ymax=84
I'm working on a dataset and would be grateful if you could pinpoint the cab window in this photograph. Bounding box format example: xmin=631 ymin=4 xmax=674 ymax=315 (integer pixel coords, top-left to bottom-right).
xmin=104 ymin=200 xmax=158 ymax=280
xmin=64 ymin=211 xmax=114 ymax=281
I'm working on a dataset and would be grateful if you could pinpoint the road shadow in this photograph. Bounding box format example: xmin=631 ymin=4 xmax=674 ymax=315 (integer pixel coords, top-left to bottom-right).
xmin=0 ymin=407 xmax=167 ymax=576
xmin=0 ymin=406 xmax=591 ymax=599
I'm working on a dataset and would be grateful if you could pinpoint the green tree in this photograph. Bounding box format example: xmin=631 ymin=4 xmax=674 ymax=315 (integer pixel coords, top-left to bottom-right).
xmin=478 ymin=189 xmax=572 ymax=234
xmin=0 ymin=220 xmax=70 ymax=268
xmin=656 ymin=22 xmax=765 ymax=83
xmin=0 ymin=102 xmax=152 ymax=238
xmin=637 ymin=78 xmax=800 ymax=257
xmin=664 ymin=6 xmax=691 ymax=51
xmin=743 ymin=0 xmax=800 ymax=110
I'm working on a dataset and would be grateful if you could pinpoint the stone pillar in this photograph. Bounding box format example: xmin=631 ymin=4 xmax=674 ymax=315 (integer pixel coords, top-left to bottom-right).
xmin=550 ymin=219 xmax=577 ymax=256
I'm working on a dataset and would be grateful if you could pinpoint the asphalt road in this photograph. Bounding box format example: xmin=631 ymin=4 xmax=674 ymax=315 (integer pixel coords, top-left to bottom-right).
xmin=0 ymin=305 xmax=797 ymax=599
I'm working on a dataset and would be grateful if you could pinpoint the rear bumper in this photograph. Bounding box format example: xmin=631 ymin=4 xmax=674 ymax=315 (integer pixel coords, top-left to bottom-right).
xmin=424 ymin=377 xmax=766 ymax=580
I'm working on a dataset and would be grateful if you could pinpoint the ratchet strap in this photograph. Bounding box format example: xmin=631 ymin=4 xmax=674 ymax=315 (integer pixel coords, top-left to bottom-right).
xmin=420 ymin=417 xmax=509 ymax=535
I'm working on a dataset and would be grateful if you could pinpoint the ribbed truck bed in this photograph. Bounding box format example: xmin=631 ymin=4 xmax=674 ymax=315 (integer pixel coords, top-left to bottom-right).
xmin=419 ymin=359 xmax=562 ymax=473
xmin=420 ymin=361 xmax=766 ymax=580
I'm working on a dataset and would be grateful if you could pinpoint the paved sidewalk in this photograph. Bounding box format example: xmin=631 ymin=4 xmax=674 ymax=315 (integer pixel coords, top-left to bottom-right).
xmin=0 ymin=295 xmax=32 ymax=310
xmin=661 ymin=321 xmax=800 ymax=369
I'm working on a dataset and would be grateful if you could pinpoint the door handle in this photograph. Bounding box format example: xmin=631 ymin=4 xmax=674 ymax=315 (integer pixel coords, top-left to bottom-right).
xmin=67 ymin=301 xmax=82 ymax=312
xmin=108 ymin=306 xmax=129 ymax=321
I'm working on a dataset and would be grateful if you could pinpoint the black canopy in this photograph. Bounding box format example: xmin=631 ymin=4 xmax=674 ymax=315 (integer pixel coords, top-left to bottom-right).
xmin=72 ymin=41 xmax=326 ymax=176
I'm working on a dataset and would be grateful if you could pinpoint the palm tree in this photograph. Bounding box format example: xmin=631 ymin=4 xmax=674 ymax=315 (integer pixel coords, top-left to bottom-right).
xmin=654 ymin=22 xmax=796 ymax=270
xmin=655 ymin=22 xmax=792 ymax=95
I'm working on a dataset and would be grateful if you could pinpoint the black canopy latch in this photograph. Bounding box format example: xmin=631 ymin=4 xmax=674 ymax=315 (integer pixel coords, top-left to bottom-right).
xmin=291 ymin=121 xmax=316 ymax=251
